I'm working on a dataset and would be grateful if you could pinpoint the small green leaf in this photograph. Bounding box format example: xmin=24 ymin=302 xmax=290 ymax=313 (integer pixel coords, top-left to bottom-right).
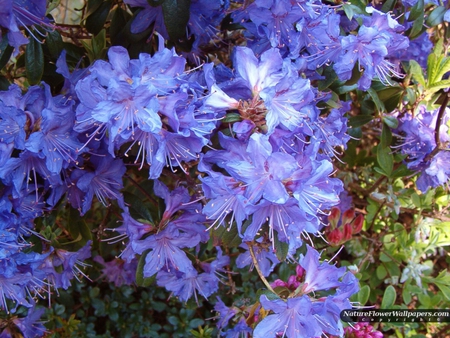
xmin=162 ymin=0 xmax=191 ymax=42
xmin=426 ymin=6 xmax=446 ymax=27
xmin=409 ymin=60 xmax=426 ymax=87
xmin=377 ymin=145 xmax=393 ymax=177
xmin=85 ymin=0 xmax=112 ymax=35
xmin=408 ymin=12 xmax=425 ymax=39
xmin=408 ymin=0 xmax=424 ymax=21
xmin=136 ymin=250 xmax=157 ymax=285
xmin=25 ymin=33 xmax=44 ymax=85
xmin=123 ymin=192 xmax=154 ymax=224
xmin=222 ymin=113 xmax=242 ymax=123
xmin=274 ymin=235 xmax=288 ymax=261
xmin=411 ymin=192 xmax=421 ymax=208
xmin=357 ymin=285 xmax=371 ymax=306
xmin=349 ymin=115 xmax=373 ymax=128
xmin=45 ymin=29 xmax=64 ymax=59
xmin=0 ymin=35 xmax=14 ymax=70
xmin=383 ymin=116 xmax=399 ymax=129
xmin=428 ymin=79 xmax=450 ymax=91
xmin=381 ymin=0 xmax=397 ymax=13
xmin=376 ymin=265 xmax=388 ymax=280
xmin=380 ymin=123 xmax=392 ymax=148
xmin=368 ymin=88 xmax=386 ymax=113
xmin=381 ymin=285 xmax=397 ymax=308
xmin=343 ymin=3 xmax=355 ymax=20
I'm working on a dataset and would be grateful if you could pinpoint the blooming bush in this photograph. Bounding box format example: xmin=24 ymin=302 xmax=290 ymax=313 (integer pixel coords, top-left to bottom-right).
xmin=1 ymin=0 xmax=450 ymax=337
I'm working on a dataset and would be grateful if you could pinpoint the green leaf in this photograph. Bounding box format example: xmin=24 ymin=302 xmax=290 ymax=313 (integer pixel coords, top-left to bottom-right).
xmin=343 ymin=3 xmax=355 ymax=20
xmin=368 ymin=88 xmax=386 ymax=113
xmin=85 ymin=0 xmax=112 ymax=35
xmin=383 ymin=116 xmax=399 ymax=129
xmin=425 ymin=6 xmax=446 ymax=27
xmin=376 ymin=265 xmax=388 ymax=280
xmin=377 ymin=145 xmax=393 ymax=177
xmin=380 ymin=123 xmax=392 ymax=148
xmin=136 ymin=250 xmax=157 ymax=286
xmin=381 ymin=285 xmax=397 ymax=308
xmin=381 ymin=0 xmax=397 ymax=13
xmin=408 ymin=0 xmax=424 ymax=21
xmin=25 ymin=33 xmax=44 ymax=85
xmin=409 ymin=60 xmax=426 ymax=87
xmin=0 ymin=35 xmax=14 ymax=70
xmin=431 ymin=56 xmax=450 ymax=85
xmin=45 ymin=29 xmax=64 ymax=59
xmin=162 ymin=0 xmax=191 ymax=42
xmin=408 ymin=12 xmax=425 ymax=39
xmin=123 ymin=192 xmax=154 ymax=224
xmin=274 ymin=235 xmax=289 ymax=261
xmin=428 ymin=79 xmax=450 ymax=91
xmin=110 ymin=6 xmax=132 ymax=46
xmin=318 ymin=66 xmax=338 ymax=90
xmin=434 ymin=282 xmax=450 ymax=301
xmin=357 ymin=285 xmax=371 ymax=306
xmin=222 ymin=113 xmax=242 ymax=123
xmin=349 ymin=115 xmax=373 ymax=128
xmin=212 ymin=223 xmax=242 ymax=248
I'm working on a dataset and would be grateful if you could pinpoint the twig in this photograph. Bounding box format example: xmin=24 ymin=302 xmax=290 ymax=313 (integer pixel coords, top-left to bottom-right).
xmin=247 ymin=242 xmax=276 ymax=295
xmin=425 ymin=91 xmax=450 ymax=162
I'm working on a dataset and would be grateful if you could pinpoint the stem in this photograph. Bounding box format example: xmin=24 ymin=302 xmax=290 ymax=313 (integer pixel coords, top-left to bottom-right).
xmin=425 ymin=91 xmax=450 ymax=162
xmin=247 ymin=243 xmax=276 ymax=295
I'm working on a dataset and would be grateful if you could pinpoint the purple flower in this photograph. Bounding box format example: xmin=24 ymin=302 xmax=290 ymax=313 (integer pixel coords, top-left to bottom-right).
xmin=131 ymin=223 xmax=198 ymax=277
xmin=299 ymin=245 xmax=346 ymax=293
xmin=254 ymin=295 xmax=322 ymax=338
xmin=76 ymin=153 xmax=126 ymax=215
xmin=236 ymin=241 xmax=279 ymax=277
xmin=156 ymin=268 xmax=218 ymax=303
xmin=397 ymin=105 xmax=450 ymax=191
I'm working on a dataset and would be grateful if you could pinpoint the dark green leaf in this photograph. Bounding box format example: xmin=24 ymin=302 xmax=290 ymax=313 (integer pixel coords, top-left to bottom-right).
xmin=318 ymin=66 xmax=338 ymax=90
xmin=357 ymin=285 xmax=370 ymax=306
xmin=381 ymin=285 xmax=397 ymax=308
xmin=408 ymin=0 xmax=424 ymax=21
xmin=222 ymin=113 xmax=242 ymax=123
xmin=147 ymin=0 xmax=165 ymax=6
xmin=376 ymin=265 xmax=387 ymax=279
xmin=123 ymin=192 xmax=154 ymax=223
xmin=426 ymin=6 xmax=446 ymax=27
xmin=85 ymin=0 xmax=112 ymax=35
xmin=380 ymin=123 xmax=392 ymax=148
xmin=0 ymin=35 xmax=14 ymax=70
xmin=110 ymin=7 xmax=132 ymax=46
xmin=349 ymin=115 xmax=373 ymax=128
xmin=0 ymin=76 xmax=10 ymax=91
xmin=136 ymin=250 xmax=157 ymax=285
xmin=377 ymin=145 xmax=393 ymax=177
xmin=25 ymin=33 xmax=44 ymax=85
xmin=45 ymin=29 xmax=64 ymax=59
xmin=381 ymin=0 xmax=396 ymax=13
xmin=213 ymin=223 xmax=242 ymax=247
xmin=274 ymin=235 xmax=288 ymax=261
xmin=368 ymin=88 xmax=386 ymax=113
xmin=408 ymin=12 xmax=425 ymax=39
xmin=162 ymin=0 xmax=191 ymax=42
xmin=383 ymin=116 xmax=399 ymax=129
xmin=409 ymin=60 xmax=426 ymax=87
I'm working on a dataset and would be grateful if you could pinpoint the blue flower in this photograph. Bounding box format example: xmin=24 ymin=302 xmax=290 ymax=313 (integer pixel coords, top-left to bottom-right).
xmin=236 ymin=240 xmax=279 ymax=277
xmin=299 ymin=245 xmax=346 ymax=293
xmin=254 ymin=295 xmax=322 ymax=338
xmin=76 ymin=153 xmax=126 ymax=215
xmin=156 ymin=268 xmax=218 ymax=303
xmin=131 ymin=224 xmax=198 ymax=277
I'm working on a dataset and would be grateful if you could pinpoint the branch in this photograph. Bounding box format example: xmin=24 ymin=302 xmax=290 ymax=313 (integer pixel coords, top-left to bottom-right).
xmin=425 ymin=91 xmax=450 ymax=162
xmin=247 ymin=243 xmax=276 ymax=295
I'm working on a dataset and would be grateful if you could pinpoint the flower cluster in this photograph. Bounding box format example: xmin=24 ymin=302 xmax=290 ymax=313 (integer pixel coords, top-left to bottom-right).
xmin=215 ymin=245 xmax=359 ymax=337
xmin=3 ymin=0 xmax=448 ymax=336
xmin=397 ymin=105 xmax=450 ymax=191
